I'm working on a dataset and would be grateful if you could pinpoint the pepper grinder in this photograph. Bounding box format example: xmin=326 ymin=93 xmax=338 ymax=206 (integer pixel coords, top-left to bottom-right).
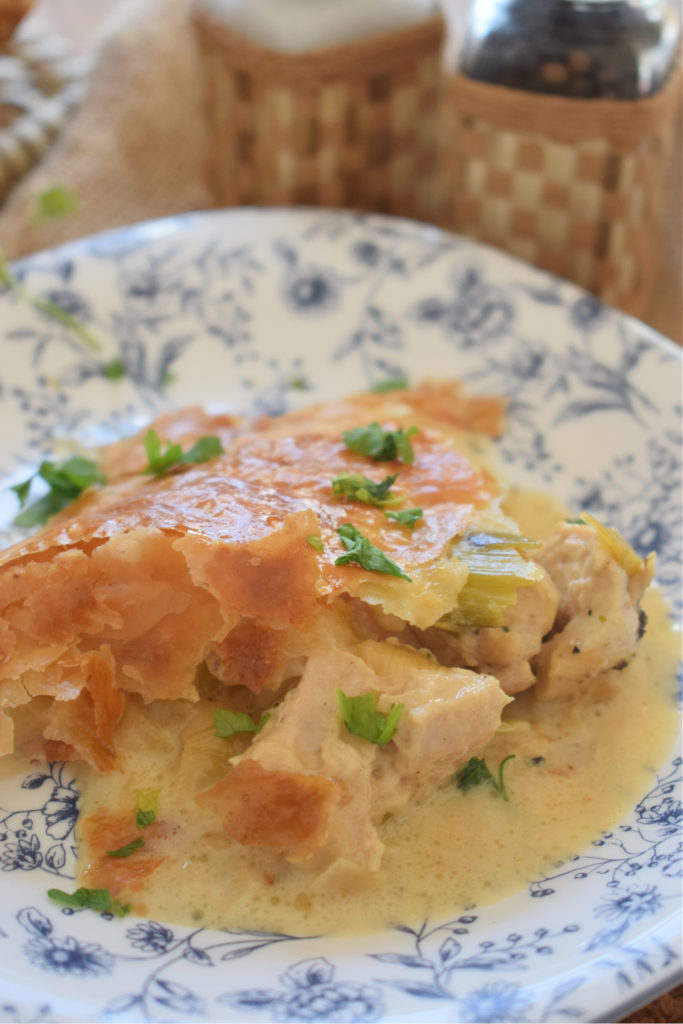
xmin=442 ymin=0 xmax=681 ymax=316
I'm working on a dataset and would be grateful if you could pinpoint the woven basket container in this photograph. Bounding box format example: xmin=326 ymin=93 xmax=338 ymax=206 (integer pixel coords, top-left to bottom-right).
xmin=441 ymin=70 xmax=681 ymax=317
xmin=0 ymin=18 xmax=89 ymax=206
xmin=192 ymin=7 xmax=446 ymax=223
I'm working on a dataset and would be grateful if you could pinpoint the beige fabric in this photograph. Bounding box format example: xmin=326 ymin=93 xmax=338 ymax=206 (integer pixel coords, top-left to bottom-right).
xmin=0 ymin=0 xmax=211 ymax=259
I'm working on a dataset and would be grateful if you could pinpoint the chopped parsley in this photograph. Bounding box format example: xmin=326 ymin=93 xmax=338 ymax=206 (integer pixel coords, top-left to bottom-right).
xmin=306 ymin=534 xmax=324 ymax=552
xmin=213 ymin=708 xmax=270 ymax=738
xmin=10 ymin=478 xmax=31 ymax=506
xmin=0 ymin=249 xmax=101 ymax=352
xmin=342 ymin=422 xmax=418 ymax=464
xmin=336 ymin=690 xmax=404 ymax=745
xmin=141 ymin=430 xmax=224 ymax=476
xmin=47 ymin=886 xmax=130 ymax=917
xmin=35 ymin=185 xmax=78 ymax=220
xmin=102 ymin=357 xmax=127 ymax=380
xmin=12 ymin=455 xmax=106 ymax=527
xmin=107 ymin=837 xmax=145 ymax=858
xmin=385 ymin=507 xmax=423 ymax=529
xmin=331 ymin=472 xmax=401 ymax=508
xmin=335 ymin=523 xmax=411 ymax=581
xmin=455 ymin=754 xmax=516 ymax=802
xmin=136 ymin=789 xmax=159 ymax=828
xmin=370 ymin=376 xmax=409 ymax=393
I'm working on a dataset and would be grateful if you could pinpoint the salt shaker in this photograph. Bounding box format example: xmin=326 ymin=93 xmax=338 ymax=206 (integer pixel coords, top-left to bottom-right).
xmin=192 ymin=0 xmax=445 ymax=220
xmin=197 ymin=0 xmax=438 ymax=53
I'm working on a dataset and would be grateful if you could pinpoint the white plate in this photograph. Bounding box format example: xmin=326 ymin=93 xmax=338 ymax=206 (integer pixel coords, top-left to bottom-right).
xmin=0 ymin=208 xmax=680 ymax=1024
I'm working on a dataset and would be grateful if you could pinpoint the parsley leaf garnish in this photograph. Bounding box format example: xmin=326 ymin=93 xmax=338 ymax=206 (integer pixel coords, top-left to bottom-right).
xmin=385 ymin=507 xmax=423 ymax=529
xmin=455 ymin=754 xmax=516 ymax=802
xmin=331 ymin=472 xmax=401 ymax=508
xmin=136 ymin=789 xmax=159 ymax=828
xmin=0 ymin=249 xmax=101 ymax=352
xmin=337 ymin=690 xmax=404 ymax=745
xmin=342 ymin=422 xmax=418 ymax=464
xmin=335 ymin=523 xmax=411 ymax=581
xmin=47 ymin=887 xmax=130 ymax=917
xmin=10 ymin=478 xmax=32 ymax=506
xmin=306 ymin=534 xmax=324 ymax=552
xmin=141 ymin=430 xmax=224 ymax=476
xmin=370 ymin=376 xmax=409 ymax=393
xmin=12 ymin=456 xmax=106 ymax=527
xmin=455 ymin=757 xmax=492 ymax=792
xmin=213 ymin=709 xmax=270 ymax=738
xmin=102 ymin=357 xmax=127 ymax=380
xmin=107 ymin=837 xmax=144 ymax=858
xmin=36 ymin=185 xmax=78 ymax=220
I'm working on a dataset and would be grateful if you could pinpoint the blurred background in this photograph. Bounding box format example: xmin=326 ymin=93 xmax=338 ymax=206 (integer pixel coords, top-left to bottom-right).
xmin=0 ymin=0 xmax=680 ymax=341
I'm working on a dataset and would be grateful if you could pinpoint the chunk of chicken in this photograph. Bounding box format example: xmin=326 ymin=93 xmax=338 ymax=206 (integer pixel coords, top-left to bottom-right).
xmin=356 ymin=641 xmax=511 ymax=815
xmin=532 ymin=522 xmax=653 ymax=700
xmin=442 ymin=569 xmax=559 ymax=694
xmin=345 ymin=567 xmax=560 ymax=696
xmin=198 ymin=642 xmax=509 ymax=869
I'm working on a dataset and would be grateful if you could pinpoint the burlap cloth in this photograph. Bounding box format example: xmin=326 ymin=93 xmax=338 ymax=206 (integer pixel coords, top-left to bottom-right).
xmin=0 ymin=1 xmax=680 ymax=1018
xmin=0 ymin=0 xmax=212 ymax=250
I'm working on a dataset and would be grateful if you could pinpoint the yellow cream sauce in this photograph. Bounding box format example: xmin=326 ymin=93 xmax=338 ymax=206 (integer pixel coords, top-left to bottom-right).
xmin=74 ymin=493 xmax=681 ymax=937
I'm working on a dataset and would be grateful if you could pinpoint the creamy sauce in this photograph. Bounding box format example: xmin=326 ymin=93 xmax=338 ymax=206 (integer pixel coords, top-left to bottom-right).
xmin=3 ymin=397 xmax=678 ymax=938
xmin=74 ymin=585 xmax=679 ymax=936
xmin=72 ymin=490 xmax=681 ymax=936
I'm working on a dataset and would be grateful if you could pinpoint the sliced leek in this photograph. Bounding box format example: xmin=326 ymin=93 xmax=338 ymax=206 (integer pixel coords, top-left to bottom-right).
xmin=447 ymin=532 xmax=544 ymax=628
xmin=578 ymin=512 xmax=644 ymax=576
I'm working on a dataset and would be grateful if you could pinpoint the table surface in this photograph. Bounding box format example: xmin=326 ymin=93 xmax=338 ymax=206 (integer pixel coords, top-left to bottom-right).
xmin=7 ymin=5 xmax=683 ymax=1023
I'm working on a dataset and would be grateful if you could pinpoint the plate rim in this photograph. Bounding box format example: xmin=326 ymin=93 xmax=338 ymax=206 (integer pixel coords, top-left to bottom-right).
xmin=0 ymin=204 xmax=681 ymax=1024
xmin=10 ymin=204 xmax=683 ymax=360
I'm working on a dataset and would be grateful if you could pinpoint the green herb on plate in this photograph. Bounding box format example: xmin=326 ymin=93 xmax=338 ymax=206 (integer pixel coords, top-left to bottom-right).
xmin=331 ymin=472 xmax=401 ymax=508
xmin=335 ymin=523 xmax=411 ymax=581
xmin=342 ymin=422 xmax=418 ymax=464
xmin=12 ymin=455 xmax=106 ymax=528
xmin=136 ymin=790 xmax=159 ymax=828
xmin=141 ymin=430 xmax=224 ymax=477
xmin=454 ymin=754 xmax=516 ymax=802
xmin=0 ymin=248 xmax=102 ymax=353
xmin=47 ymin=886 xmax=130 ymax=917
xmin=106 ymin=837 xmax=145 ymax=858
xmin=337 ymin=690 xmax=404 ymax=745
xmin=384 ymin=507 xmax=423 ymax=529
xmin=213 ymin=709 xmax=270 ymax=738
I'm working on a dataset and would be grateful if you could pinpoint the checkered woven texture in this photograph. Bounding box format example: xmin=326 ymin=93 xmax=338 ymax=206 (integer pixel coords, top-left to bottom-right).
xmin=193 ymin=9 xmax=446 ymax=224
xmin=0 ymin=18 xmax=89 ymax=204
xmin=441 ymin=72 xmax=680 ymax=317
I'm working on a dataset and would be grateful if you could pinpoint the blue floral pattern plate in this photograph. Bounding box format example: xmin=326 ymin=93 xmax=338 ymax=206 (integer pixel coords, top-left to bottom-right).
xmin=0 ymin=208 xmax=680 ymax=1024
